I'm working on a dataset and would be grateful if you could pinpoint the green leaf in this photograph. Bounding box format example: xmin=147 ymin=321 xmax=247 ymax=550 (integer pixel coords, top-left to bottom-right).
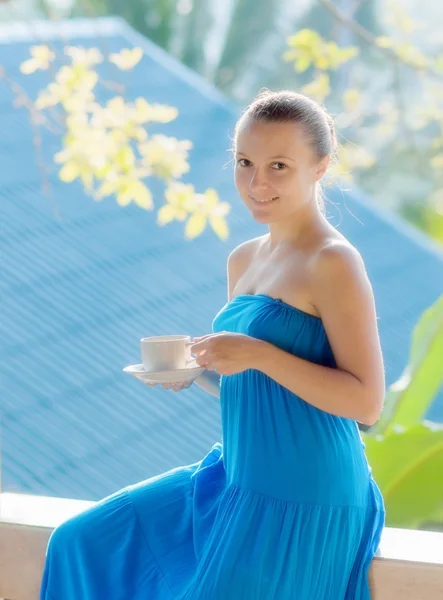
xmin=424 ymin=501 xmax=443 ymax=529
xmin=364 ymin=422 xmax=443 ymax=528
xmin=374 ymin=295 xmax=443 ymax=434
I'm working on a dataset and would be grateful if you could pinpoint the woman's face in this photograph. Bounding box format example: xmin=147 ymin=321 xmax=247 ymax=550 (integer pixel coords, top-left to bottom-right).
xmin=234 ymin=117 xmax=327 ymax=224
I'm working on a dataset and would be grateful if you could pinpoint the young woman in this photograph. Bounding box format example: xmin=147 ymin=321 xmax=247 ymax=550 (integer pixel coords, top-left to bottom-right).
xmin=40 ymin=90 xmax=386 ymax=600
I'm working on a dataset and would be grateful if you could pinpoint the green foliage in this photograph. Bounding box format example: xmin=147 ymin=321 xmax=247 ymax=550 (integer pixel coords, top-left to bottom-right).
xmin=282 ymin=2 xmax=443 ymax=245
xmin=283 ymin=29 xmax=359 ymax=73
xmin=363 ymin=295 xmax=443 ymax=529
xmin=364 ymin=422 xmax=443 ymax=528
xmin=374 ymin=296 xmax=443 ymax=435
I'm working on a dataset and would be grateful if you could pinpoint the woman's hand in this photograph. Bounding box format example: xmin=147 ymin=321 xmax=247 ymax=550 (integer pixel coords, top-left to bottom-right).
xmin=146 ymin=380 xmax=194 ymax=392
xmin=190 ymin=332 xmax=264 ymax=376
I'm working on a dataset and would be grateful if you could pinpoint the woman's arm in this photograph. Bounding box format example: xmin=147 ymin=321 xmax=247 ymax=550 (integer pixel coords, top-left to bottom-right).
xmin=193 ymin=240 xmax=255 ymax=399
xmin=191 ymin=243 xmax=385 ymax=426
xmin=253 ymin=244 xmax=385 ymax=426
xmin=194 ymin=370 xmax=221 ymax=398
xmin=253 ymin=344 xmax=379 ymax=425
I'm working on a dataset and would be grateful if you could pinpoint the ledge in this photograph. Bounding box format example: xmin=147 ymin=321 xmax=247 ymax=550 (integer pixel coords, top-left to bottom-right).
xmin=0 ymin=493 xmax=442 ymax=599
xmin=0 ymin=493 xmax=94 ymax=599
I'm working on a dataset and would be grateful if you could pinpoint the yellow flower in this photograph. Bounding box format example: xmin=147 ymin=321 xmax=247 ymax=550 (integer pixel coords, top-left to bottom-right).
xmin=134 ymin=99 xmax=178 ymax=124
xmin=35 ymin=64 xmax=99 ymax=111
xmin=343 ymin=88 xmax=362 ymax=113
xmin=35 ymin=83 xmax=62 ymax=109
xmin=55 ymin=147 xmax=94 ymax=191
xmin=301 ymin=73 xmax=331 ymax=103
xmin=96 ymin=171 xmax=153 ymax=209
xmin=284 ymin=29 xmax=358 ymax=73
xmin=92 ymin=97 xmax=146 ymax=142
xmin=328 ymin=143 xmax=376 ymax=182
xmin=158 ymin=182 xmax=196 ymax=224
xmin=158 ymin=184 xmax=230 ymax=240
xmin=109 ymin=48 xmax=143 ymax=70
xmin=116 ymin=178 xmax=153 ymax=208
xmin=139 ymin=135 xmax=192 ymax=180
xmin=55 ymin=117 xmax=116 ymax=188
xmin=20 ymin=45 xmax=55 ymax=74
xmin=65 ymin=46 xmax=103 ymax=67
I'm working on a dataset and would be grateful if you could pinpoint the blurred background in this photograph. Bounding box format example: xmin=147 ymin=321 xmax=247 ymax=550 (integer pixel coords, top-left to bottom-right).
xmin=2 ymin=0 xmax=443 ymax=242
xmin=0 ymin=0 xmax=442 ymax=540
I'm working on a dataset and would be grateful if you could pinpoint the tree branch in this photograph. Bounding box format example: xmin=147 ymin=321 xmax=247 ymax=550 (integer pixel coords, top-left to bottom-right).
xmin=318 ymin=0 xmax=440 ymax=78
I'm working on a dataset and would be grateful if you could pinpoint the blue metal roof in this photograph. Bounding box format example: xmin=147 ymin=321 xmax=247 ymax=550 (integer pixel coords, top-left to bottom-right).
xmin=1 ymin=18 xmax=442 ymax=501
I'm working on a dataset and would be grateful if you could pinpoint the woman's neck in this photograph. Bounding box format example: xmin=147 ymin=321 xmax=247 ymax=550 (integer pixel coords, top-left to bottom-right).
xmin=267 ymin=206 xmax=328 ymax=250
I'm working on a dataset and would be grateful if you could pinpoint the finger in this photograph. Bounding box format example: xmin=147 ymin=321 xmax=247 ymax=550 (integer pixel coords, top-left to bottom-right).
xmin=190 ymin=341 xmax=208 ymax=353
xmin=190 ymin=335 xmax=216 ymax=351
xmin=196 ymin=355 xmax=212 ymax=368
xmin=186 ymin=338 xmax=205 ymax=351
xmin=195 ymin=355 xmax=207 ymax=366
xmin=191 ymin=333 xmax=213 ymax=343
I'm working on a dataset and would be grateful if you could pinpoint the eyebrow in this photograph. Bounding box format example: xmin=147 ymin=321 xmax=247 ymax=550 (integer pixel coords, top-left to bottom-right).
xmin=236 ymin=152 xmax=295 ymax=162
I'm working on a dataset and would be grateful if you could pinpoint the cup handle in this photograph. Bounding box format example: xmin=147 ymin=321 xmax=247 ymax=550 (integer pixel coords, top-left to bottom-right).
xmin=185 ymin=341 xmax=195 ymax=360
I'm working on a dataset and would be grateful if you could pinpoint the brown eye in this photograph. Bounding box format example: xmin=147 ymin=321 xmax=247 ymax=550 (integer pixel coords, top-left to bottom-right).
xmin=272 ymin=162 xmax=286 ymax=170
xmin=238 ymin=159 xmax=251 ymax=167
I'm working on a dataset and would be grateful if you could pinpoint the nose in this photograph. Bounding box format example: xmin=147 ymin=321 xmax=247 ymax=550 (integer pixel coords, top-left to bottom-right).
xmin=249 ymin=168 xmax=269 ymax=194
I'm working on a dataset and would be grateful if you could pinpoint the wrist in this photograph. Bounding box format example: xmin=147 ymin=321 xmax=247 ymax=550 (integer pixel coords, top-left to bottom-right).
xmin=250 ymin=338 xmax=273 ymax=371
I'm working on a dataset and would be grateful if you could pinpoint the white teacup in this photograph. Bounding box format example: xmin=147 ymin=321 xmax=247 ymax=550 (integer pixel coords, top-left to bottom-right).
xmin=140 ymin=335 xmax=192 ymax=373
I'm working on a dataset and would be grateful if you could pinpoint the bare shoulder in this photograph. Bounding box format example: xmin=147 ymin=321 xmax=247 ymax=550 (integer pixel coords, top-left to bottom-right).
xmin=309 ymin=235 xmax=375 ymax=321
xmin=307 ymin=235 xmax=384 ymax=426
xmin=226 ymin=235 xmax=266 ymax=299
xmin=227 ymin=235 xmax=265 ymax=271
xmin=311 ymin=239 xmax=366 ymax=281
xmin=309 ymin=232 xmax=366 ymax=285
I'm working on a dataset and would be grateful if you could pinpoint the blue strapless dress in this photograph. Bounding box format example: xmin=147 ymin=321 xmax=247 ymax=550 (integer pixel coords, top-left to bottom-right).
xmin=40 ymin=294 xmax=385 ymax=600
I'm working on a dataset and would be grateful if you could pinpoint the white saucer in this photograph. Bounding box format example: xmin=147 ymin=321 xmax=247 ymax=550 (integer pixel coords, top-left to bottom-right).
xmin=123 ymin=360 xmax=205 ymax=384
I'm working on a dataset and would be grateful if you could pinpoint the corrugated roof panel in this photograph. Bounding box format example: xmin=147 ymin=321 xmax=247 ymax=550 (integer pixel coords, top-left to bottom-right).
xmin=1 ymin=19 xmax=442 ymax=501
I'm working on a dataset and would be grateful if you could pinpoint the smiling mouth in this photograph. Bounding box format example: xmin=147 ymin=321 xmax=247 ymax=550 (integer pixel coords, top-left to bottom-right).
xmin=249 ymin=195 xmax=279 ymax=204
